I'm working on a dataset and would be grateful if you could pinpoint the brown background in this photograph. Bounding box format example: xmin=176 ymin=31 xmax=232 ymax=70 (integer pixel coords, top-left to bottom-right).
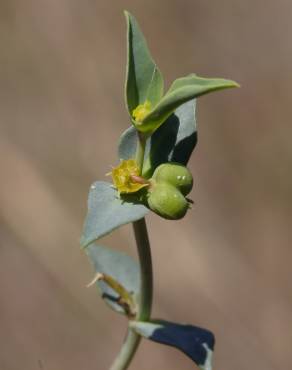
xmin=1 ymin=1 xmax=291 ymax=369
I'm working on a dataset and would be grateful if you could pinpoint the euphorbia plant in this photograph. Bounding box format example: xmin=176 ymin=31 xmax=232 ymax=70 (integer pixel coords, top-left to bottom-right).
xmin=81 ymin=11 xmax=238 ymax=370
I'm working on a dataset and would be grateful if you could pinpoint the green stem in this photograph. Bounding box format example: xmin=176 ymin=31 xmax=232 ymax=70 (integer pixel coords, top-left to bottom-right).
xmin=110 ymin=218 xmax=153 ymax=370
xmin=109 ymin=330 xmax=141 ymax=370
xmin=135 ymin=132 xmax=146 ymax=175
xmin=133 ymin=218 xmax=153 ymax=320
xmin=109 ymin=131 xmax=153 ymax=370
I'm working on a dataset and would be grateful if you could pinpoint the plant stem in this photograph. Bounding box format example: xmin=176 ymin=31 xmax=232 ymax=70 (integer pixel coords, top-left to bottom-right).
xmin=109 ymin=131 xmax=153 ymax=370
xmin=135 ymin=132 xmax=146 ymax=175
xmin=109 ymin=330 xmax=141 ymax=370
xmin=134 ymin=130 xmax=153 ymax=321
xmin=133 ymin=218 xmax=153 ymax=320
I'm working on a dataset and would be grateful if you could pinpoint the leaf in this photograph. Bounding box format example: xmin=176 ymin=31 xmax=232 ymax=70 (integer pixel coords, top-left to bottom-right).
xmin=130 ymin=320 xmax=215 ymax=370
xmin=143 ymin=99 xmax=197 ymax=177
xmin=125 ymin=11 xmax=164 ymax=117
xmin=139 ymin=74 xmax=239 ymax=134
xmin=118 ymin=100 xmax=197 ymax=177
xmin=80 ymin=181 xmax=148 ymax=248
xmin=118 ymin=126 xmax=137 ymax=162
xmin=86 ymin=243 xmax=140 ymax=315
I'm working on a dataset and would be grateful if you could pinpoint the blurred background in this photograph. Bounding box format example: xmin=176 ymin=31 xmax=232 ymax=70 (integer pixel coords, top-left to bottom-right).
xmin=1 ymin=0 xmax=291 ymax=369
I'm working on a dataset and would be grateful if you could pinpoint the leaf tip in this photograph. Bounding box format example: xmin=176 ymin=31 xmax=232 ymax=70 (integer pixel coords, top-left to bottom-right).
xmin=124 ymin=10 xmax=135 ymax=24
xmin=123 ymin=9 xmax=130 ymax=19
xmin=212 ymin=78 xmax=241 ymax=92
xmin=229 ymin=80 xmax=240 ymax=88
xmin=86 ymin=272 xmax=103 ymax=288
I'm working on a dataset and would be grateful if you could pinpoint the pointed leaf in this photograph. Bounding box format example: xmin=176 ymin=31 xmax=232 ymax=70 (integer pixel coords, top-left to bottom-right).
xmin=139 ymin=74 xmax=239 ymax=134
xmin=125 ymin=11 xmax=164 ymax=117
xmin=118 ymin=100 xmax=197 ymax=177
xmin=86 ymin=243 xmax=140 ymax=315
xmin=80 ymin=181 xmax=148 ymax=248
xmin=130 ymin=320 xmax=215 ymax=370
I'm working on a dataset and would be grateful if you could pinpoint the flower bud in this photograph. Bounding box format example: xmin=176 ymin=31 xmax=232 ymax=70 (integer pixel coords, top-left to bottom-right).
xmin=152 ymin=163 xmax=193 ymax=196
xmin=147 ymin=182 xmax=188 ymax=220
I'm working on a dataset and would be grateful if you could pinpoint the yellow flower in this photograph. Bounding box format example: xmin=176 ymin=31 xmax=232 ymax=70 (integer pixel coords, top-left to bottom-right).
xmin=132 ymin=100 xmax=152 ymax=123
xmin=110 ymin=159 xmax=149 ymax=194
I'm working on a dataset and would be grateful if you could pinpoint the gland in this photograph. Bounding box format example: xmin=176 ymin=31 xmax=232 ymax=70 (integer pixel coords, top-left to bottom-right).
xmin=152 ymin=162 xmax=193 ymax=196
xmin=147 ymin=182 xmax=189 ymax=220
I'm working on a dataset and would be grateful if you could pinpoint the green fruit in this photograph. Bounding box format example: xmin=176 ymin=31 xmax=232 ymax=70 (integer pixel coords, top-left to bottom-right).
xmin=147 ymin=182 xmax=188 ymax=220
xmin=152 ymin=163 xmax=193 ymax=196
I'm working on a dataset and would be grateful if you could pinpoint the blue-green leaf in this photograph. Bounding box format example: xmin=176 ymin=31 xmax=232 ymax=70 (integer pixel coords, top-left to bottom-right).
xmin=118 ymin=126 xmax=138 ymax=161
xmin=130 ymin=320 xmax=215 ymax=370
xmin=118 ymin=100 xmax=197 ymax=177
xmin=125 ymin=11 xmax=164 ymax=117
xmin=139 ymin=74 xmax=239 ymax=134
xmin=80 ymin=181 xmax=148 ymax=248
xmin=143 ymin=99 xmax=197 ymax=177
xmin=86 ymin=243 xmax=140 ymax=315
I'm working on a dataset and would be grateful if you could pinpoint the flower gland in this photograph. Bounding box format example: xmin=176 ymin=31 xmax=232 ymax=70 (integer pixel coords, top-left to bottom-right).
xmin=147 ymin=182 xmax=188 ymax=220
xmin=110 ymin=159 xmax=149 ymax=194
xmin=132 ymin=100 xmax=152 ymax=123
xmin=152 ymin=162 xmax=193 ymax=196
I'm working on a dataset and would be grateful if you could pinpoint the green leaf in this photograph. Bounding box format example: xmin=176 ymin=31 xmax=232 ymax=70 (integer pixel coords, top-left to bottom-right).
xmin=130 ymin=320 xmax=215 ymax=370
xmin=139 ymin=74 xmax=239 ymax=134
xmin=86 ymin=244 xmax=140 ymax=316
xmin=80 ymin=181 xmax=148 ymax=248
xmin=118 ymin=100 xmax=197 ymax=177
xmin=125 ymin=11 xmax=164 ymax=117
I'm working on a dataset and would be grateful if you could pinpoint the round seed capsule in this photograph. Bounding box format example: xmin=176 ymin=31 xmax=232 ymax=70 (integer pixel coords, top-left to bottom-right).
xmin=147 ymin=182 xmax=188 ymax=220
xmin=152 ymin=163 xmax=193 ymax=196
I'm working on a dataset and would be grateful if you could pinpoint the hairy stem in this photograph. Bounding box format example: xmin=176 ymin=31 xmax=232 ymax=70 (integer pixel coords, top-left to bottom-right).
xmin=109 ymin=131 xmax=153 ymax=370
